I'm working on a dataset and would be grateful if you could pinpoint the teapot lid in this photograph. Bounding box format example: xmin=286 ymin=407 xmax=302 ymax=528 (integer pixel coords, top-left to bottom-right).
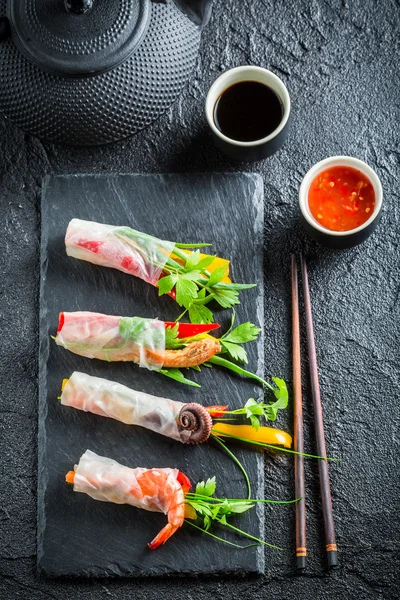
xmin=8 ymin=0 xmax=151 ymax=76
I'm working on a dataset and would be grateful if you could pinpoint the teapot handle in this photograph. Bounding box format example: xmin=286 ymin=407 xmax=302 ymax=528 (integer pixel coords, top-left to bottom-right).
xmin=172 ymin=0 xmax=212 ymax=27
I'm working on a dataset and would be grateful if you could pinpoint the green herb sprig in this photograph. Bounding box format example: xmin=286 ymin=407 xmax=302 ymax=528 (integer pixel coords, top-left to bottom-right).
xmin=184 ymin=476 xmax=299 ymax=549
xmin=218 ymin=313 xmax=262 ymax=364
xmin=160 ymin=315 xmax=287 ymax=410
xmin=157 ymin=246 xmax=256 ymax=323
xmin=214 ymin=379 xmax=289 ymax=429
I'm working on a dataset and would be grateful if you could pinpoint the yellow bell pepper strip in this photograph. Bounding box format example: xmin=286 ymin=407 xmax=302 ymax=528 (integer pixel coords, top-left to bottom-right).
xmin=184 ymin=504 xmax=197 ymax=520
xmin=170 ymin=251 xmax=231 ymax=283
xmin=212 ymin=424 xmax=337 ymax=461
xmin=212 ymin=423 xmax=292 ymax=448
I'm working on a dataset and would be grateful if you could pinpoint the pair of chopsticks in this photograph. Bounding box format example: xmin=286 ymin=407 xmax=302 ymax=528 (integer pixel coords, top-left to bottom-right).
xmin=291 ymin=254 xmax=338 ymax=570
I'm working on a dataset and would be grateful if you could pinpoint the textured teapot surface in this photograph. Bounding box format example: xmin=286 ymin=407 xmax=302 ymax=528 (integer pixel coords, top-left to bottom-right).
xmin=0 ymin=0 xmax=212 ymax=145
xmin=8 ymin=0 xmax=151 ymax=75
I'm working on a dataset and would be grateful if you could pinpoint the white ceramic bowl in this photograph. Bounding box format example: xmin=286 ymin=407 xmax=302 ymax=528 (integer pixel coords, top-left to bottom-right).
xmin=299 ymin=156 xmax=383 ymax=248
xmin=205 ymin=65 xmax=291 ymax=161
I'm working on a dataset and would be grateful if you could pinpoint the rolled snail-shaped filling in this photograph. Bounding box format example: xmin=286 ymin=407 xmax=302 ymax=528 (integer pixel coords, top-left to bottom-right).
xmin=178 ymin=403 xmax=213 ymax=444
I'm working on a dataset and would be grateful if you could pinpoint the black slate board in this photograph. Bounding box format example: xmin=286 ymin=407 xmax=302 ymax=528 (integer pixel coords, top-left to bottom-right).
xmin=38 ymin=173 xmax=265 ymax=578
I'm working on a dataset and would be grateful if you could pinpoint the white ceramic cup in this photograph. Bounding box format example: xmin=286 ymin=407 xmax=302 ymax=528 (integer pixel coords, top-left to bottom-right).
xmin=205 ymin=65 xmax=291 ymax=161
xmin=299 ymin=156 xmax=383 ymax=248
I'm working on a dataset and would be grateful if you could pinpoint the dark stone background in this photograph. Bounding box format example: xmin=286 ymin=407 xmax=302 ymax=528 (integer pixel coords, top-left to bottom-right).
xmin=0 ymin=0 xmax=399 ymax=598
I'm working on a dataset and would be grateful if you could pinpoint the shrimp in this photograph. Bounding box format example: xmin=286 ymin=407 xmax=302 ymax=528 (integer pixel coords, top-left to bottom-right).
xmin=66 ymin=450 xmax=191 ymax=549
xmin=138 ymin=469 xmax=190 ymax=549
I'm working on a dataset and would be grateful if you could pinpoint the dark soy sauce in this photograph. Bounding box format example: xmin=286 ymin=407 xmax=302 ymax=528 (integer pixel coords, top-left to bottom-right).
xmin=213 ymin=80 xmax=283 ymax=142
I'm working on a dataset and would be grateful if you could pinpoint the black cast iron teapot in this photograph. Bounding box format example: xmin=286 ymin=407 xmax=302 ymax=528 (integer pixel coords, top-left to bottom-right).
xmin=0 ymin=0 xmax=212 ymax=145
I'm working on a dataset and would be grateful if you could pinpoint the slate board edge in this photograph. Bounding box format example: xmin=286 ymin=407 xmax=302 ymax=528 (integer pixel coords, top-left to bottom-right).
xmin=252 ymin=172 xmax=265 ymax=578
xmin=37 ymin=172 xmax=265 ymax=578
xmin=37 ymin=174 xmax=52 ymax=573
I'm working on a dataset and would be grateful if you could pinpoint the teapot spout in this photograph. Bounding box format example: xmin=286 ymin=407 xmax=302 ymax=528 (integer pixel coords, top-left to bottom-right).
xmin=172 ymin=0 xmax=212 ymax=27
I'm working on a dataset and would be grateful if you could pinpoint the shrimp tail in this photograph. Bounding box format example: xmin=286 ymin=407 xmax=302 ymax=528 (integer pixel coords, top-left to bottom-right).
xmin=148 ymin=523 xmax=178 ymax=550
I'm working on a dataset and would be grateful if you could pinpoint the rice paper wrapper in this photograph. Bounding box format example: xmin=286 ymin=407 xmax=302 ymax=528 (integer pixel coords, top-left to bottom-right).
xmin=73 ymin=450 xmax=180 ymax=514
xmin=119 ymin=316 xmax=165 ymax=371
xmin=65 ymin=219 xmax=175 ymax=286
xmin=55 ymin=312 xmax=165 ymax=371
xmin=61 ymin=372 xmax=184 ymax=441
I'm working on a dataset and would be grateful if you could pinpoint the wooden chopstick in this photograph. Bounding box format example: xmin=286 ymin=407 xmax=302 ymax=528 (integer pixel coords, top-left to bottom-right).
xmin=291 ymin=255 xmax=307 ymax=570
xmin=300 ymin=254 xmax=338 ymax=568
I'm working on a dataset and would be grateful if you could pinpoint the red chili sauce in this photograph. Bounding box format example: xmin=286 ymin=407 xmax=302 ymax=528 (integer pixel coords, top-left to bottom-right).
xmin=308 ymin=166 xmax=375 ymax=232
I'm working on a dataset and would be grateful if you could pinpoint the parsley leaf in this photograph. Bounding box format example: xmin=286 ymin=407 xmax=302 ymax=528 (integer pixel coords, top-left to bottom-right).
xmin=244 ymin=398 xmax=264 ymax=417
xmin=165 ymin=324 xmax=182 ymax=349
xmin=272 ymin=377 xmax=288 ymax=400
xmin=188 ymin=303 xmax=214 ymax=324
xmin=212 ymin=288 xmax=240 ymax=308
xmin=175 ymin=277 xmax=199 ymax=308
xmin=220 ymin=340 xmax=248 ymax=363
xmin=250 ymin=415 xmax=261 ymax=431
xmin=195 ymin=476 xmax=216 ymax=497
xmin=218 ymin=320 xmax=262 ymax=364
xmin=196 ymin=255 xmax=217 ymax=271
xmin=228 ymin=387 xmax=289 ymax=427
xmin=222 ymin=322 xmax=262 ymax=345
xmin=189 ymin=501 xmax=209 ymax=515
xmin=180 ymin=270 xmax=203 ymax=281
xmin=206 ymin=265 xmax=228 ymax=287
xmin=227 ymin=502 xmax=255 ymax=514
xmin=157 ymin=274 xmax=178 ymax=296
xmin=264 ymin=377 xmax=289 ymax=420
xmin=184 ymin=249 xmax=200 ymax=271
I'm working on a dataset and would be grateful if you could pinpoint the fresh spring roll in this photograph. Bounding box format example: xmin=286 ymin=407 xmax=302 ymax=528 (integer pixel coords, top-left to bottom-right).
xmin=61 ymin=372 xmax=212 ymax=444
xmin=55 ymin=311 xmax=221 ymax=370
xmin=55 ymin=312 xmax=165 ymax=370
xmin=69 ymin=450 xmax=190 ymax=549
xmin=65 ymin=219 xmax=175 ymax=286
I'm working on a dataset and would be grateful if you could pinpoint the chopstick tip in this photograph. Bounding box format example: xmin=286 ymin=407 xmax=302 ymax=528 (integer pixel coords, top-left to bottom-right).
xmin=296 ymin=555 xmax=307 ymax=570
xmin=327 ymin=550 xmax=339 ymax=568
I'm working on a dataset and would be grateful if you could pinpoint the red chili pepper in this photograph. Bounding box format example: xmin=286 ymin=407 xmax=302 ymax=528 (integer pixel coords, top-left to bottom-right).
xmin=205 ymin=405 xmax=229 ymax=417
xmin=164 ymin=322 xmax=220 ymax=338
xmin=121 ymin=256 xmax=133 ymax=269
xmin=176 ymin=471 xmax=191 ymax=494
xmin=77 ymin=240 xmax=103 ymax=253
xmin=168 ymin=288 xmax=177 ymax=301
xmin=57 ymin=312 xmax=65 ymax=333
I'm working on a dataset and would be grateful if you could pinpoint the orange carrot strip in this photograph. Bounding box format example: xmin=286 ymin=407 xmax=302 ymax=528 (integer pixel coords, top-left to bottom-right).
xmin=65 ymin=471 xmax=75 ymax=484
